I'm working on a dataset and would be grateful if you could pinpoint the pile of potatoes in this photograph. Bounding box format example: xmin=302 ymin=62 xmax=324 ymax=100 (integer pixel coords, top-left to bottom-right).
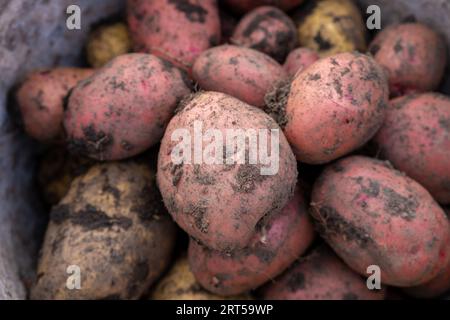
xmin=13 ymin=0 xmax=450 ymax=300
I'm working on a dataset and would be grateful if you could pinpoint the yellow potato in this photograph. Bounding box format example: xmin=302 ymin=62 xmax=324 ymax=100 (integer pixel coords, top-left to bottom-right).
xmin=294 ymin=0 xmax=366 ymax=57
xmin=86 ymin=22 xmax=131 ymax=68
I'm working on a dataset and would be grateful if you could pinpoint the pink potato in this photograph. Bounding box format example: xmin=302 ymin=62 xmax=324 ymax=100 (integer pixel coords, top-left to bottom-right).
xmin=231 ymin=6 xmax=298 ymax=63
xmin=311 ymin=155 xmax=450 ymax=287
xmin=260 ymin=246 xmax=386 ymax=300
xmin=64 ymin=53 xmax=192 ymax=161
xmin=157 ymin=91 xmax=297 ymax=252
xmin=127 ymin=0 xmax=220 ymax=72
xmin=223 ymin=0 xmax=304 ymax=14
xmin=192 ymin=45 xmax=287 ymax=107
xmin=188 ymin=186 xmax=315 ymax=295
xmin=369 ymin=23 xmax=447 ymax=97
xmin=374 ymin=93 xmax=450 ymax=204
xmin=282 ymin=52 xmax=389 ymax=164
xmin=283 ymin=48 xmax=319 ymax=77
xmin=15 ymin=68 xmax=93 ymax=142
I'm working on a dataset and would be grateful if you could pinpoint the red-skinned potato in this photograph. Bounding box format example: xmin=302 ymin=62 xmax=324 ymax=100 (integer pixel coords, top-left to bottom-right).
xmin=64 ymin=53 xmax=191 ymax=161
xmin=283 ymin=47 xmax=319 ymax=77
xmin=369 ymin=23 xmax=447 ymax=97
xmin=311 ymin=155 xmax=450 ymax=287
xmin=374 ymin=93 xmax=450 ymax=204
xmin=260 ymin=246 xmax=386 ymax=300
xmin=157 ymin=91 xmax=297 ymax=252
xmin=192 ymin=45 xmax=287 ymax=107
xmin=188 ymin=186 xmax=315 ymax=295
xmin=223 ymin=0 xmax=304 ymax=14
xmin=282 ymin=52 xmax=389 ymax=164
xmin=16 ymin=68 xmax=93 ymax=142
xmin=231 ymin=6 xmax=298 ymax=63
xmin=127 ymin=0 xmax=220 ymax=72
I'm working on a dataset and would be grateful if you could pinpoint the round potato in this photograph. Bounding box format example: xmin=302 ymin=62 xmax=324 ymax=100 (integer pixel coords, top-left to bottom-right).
xmin=157 ymin=91 xmax=297 ymax=252
xmin=311 ymin=156 xmax=450 ymax=287
xmin=31 ymin=161 xmax=177 ymax=299
xmin=374 ymin=93 xmax=450 ymax=204
xmin=283 ymin=47 xmax=319 ymax=77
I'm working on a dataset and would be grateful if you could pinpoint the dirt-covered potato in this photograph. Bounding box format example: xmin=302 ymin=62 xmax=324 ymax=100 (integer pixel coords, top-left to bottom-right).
xmin=231 ymin=6 xmax=298 ymax=63
xmin=38 ymin=148 xmax=94 ymax=205
xmin=311 ymin=156 xmax=450 ymax=287
xmin=260 ymin=246 xmax=386 ymax=300
xmin=15 ymin=68 xmax=94 ymax=142
xmin=31 ymin=161 xmax=177 ymax=299
xmin=157 ymin=91 xmax=297 ymax=252
xmin=188 ymin=186 xmax=315 ymax=296
xmin=369 ymin=23 xmax=447 ymax=97
xmin=293 ymin=0 xmax=366 ymax=57
xmin=281 ymin=52 xmax=388 ymax=164
xmin=150 ymin=256 xmax=251 ymax=300
xmin=86 ymin=22 xmax=131 ymax=68
xmin=374 ymin=93 xmax=450 ymax=205
xmin=64 ymin=53 xmax=192 ymax=161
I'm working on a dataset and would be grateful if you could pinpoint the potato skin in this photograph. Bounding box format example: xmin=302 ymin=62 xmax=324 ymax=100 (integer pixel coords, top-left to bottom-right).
xmin=86 ymin=22 xmax=131 ymax=68
xmin=188 ymin=186 xmax=315 ymax=295
xmin=31 ymin=161 xmax=177 ymax=300
xmin=150 ymin=256 xmax=251 ymax=300
xmin=223 ymin=0 xmax=304 ymax=14
xmin=16 ymin=68 xmax=93 ymax=142
xmin=284 ymin=52 xmax=388 ymax=164
xmin=127 ymin=0 xmax=220 ymax=72
xmin=157 ymin=91 xmax=297 ymax=252
xmin=260 ymin=246 xmax=386 ymax=300
xmin=192 ymin=45 xmax=287 ymax=107
xmin=368 ymin=23 xmax=447 ymax=97
xmin=311 ymin=156 xmax=450 ymax=287
xmin=374 ymin=93 xmax=450 ymax=205
xmin=293 ymin=0 xmax=366 ymax=57
xmin=64 ymin=53 xmax=191 ymax=161
xmin=231 ymin=6 xmax=297 ymax=63
xmin=283 ymin=47 xmax=319 ymax=77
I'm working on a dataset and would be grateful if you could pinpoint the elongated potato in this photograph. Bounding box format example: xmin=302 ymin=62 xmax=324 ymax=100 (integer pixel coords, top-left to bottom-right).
xmin=127 ymin=0 xmax=220 ymax=72
xmin=157 ymin=91 xmax=297 ymax=252
xmin=374 ymin=93 xmax=450 ymax=204
xmin=260 ymin=246 xmax=386 ymax=300
xmin=150 ymin=256 xmax=251 ymax=300
xmin=31 ymin=161 xmax=177 ymax=299
xmin=192 ymin=45 xmax=287 ymax=107
xmin=16 ymin=68 xmax=93 ymax=142
xmin=293 ymin=0 xmax=366 ymax=57
xmin=282 ymin=52 xmax=388 ymax=164
xmin=64 ymin=53 xmax=191 ymax=161
xmin=311 ymin=156 xmax=450 ymax=287
xmin=188 ymin=186 xmax=315 ymax=295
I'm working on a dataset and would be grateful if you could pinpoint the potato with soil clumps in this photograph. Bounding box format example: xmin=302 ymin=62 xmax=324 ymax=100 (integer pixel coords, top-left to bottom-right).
xmin=15 ymin=68 xmax=93 ymax=142
xmin=231 ymin=6 xmax=298 ymax=63
xmin=192 ymin=45 xmax=287 ymax=108
xmin=260 ymin=246 xmax=386 ymax=300
xmin=223 ymin=0 xmax=304 ymax=14
xmin=150 ymin=256 xmax=251 ymax=300
xmin=368 ymin=23 xmax=447 ymax=97
xmin=31 ymin=161 xmax=177 ymax=299
xmin=188 ymin=186 xmax=315 ymax=295
xmin=311 ymin=156 xmax=450 ymax=287
xmin=283 ymin=47 xmax=319 ymax=77
xmin=64 ymin=53 xmax=192 ymax=161
xmin=86 ymin=22 xmax=131 ymax=68
xmin=157 ymin=91 xmax=297 ymax=252
xmin=38 ymin=148 xmax=94 ymax=205
xmin=127 ymin=0 xmax=220 ymax=72
xmin=374 ymin=93 xmax=450 ymax=205
xmin=292 ymin=0 xmax=366 ymax=57
xmin=280 ymin=52 xmax=388 ymax=164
